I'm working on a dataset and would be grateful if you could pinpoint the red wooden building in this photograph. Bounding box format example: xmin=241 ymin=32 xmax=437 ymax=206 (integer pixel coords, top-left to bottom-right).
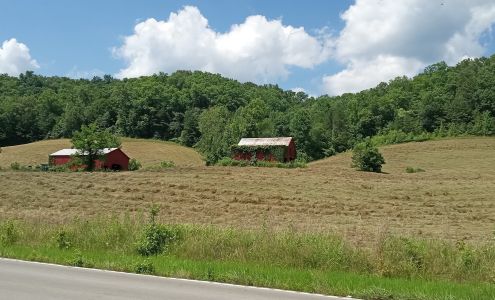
xmin=233 ymin=137 xmax=296 ymax=162
xmin=49 ymin=148 xmax=130 ymax=171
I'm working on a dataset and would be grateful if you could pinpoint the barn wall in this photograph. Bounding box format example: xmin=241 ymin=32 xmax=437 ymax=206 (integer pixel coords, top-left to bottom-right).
xmin=50 ymin=149 xmax=130 ymax=171
xmin=104 ymin=149 xmax=130 ymax=170
xmin=234 ymin=150 xmax=280 ymax=162
xmin=286 ymin=141 xmax=296 ymax=162
xmin=50 ymin=156 xmax=71 ymax=166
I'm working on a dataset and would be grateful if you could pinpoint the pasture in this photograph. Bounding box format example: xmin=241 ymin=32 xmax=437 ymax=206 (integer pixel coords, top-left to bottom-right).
xmin=1 ymin=137 xmax=494 ymax=245
xmin=0 ymin=138 xmax=204 ymax=169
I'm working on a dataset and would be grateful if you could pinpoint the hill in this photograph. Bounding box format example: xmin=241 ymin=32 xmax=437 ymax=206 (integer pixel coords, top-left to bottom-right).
xmin=2 ymin=57 xmax=495 ymax=164
xmin=0 ymin=138 xmax=204 ymax=168
xmin=0 ymin=137 xmax=494 ymax=245
xmin=311 ymin=136 xmax=495 ymax=176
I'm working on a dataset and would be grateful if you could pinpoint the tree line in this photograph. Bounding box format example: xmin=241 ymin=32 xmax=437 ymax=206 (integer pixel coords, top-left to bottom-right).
xmin=1 ymin=56 xmax=494 ymax=163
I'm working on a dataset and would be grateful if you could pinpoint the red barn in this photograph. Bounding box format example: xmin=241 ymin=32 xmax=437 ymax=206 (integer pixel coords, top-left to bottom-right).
xmin=49 ymin=148 xmax=130 ymax=171
xmin=233 ymin=137 xmax=296 ymax=162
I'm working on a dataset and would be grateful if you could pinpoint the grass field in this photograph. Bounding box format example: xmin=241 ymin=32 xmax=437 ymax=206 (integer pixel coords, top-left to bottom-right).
xmin=0 ymin=138 xmax=204 ymax=168
xmin=1 ymin=136 xmax=495 ymax=299
xmin=1 ymin=137 xmax=494 ymax=245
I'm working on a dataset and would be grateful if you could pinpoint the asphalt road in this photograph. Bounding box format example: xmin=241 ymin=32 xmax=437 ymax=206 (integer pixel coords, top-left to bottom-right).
xmin=0 ymin=258 xmax=354 ymax=300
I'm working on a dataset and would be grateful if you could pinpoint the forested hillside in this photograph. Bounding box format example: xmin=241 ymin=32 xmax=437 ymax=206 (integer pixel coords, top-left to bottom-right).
xmin=1 ymin=56 xmax=495 ymax=163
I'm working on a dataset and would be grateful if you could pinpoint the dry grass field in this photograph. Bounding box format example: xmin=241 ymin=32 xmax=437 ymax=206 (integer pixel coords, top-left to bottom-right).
xmin=1 ymin=137 xmax=494 ymax=245
xmin=0 ymin=138 xmax=204 ymax=168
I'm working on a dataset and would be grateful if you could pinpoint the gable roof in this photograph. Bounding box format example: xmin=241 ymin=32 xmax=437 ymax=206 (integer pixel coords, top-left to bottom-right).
xmin=238 ymin=137 xmax=293 ymax=147
xmin=49 ymin=148 xmax=119 ymax=156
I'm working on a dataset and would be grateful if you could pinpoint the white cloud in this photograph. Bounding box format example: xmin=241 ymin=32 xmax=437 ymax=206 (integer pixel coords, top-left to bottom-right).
xmin=323 ymin=55 xmax=424 ymax=95
xmin=0 ymin=39 xmax=39 ymax=76
xmin=114 ymin=6 xmax=332 ymax=82
xmin=291 ymin=87 xmax=306 ymax=93
xmin=323 ymin=0 xmax=495 ymax=96
xmin=66 ymin=66 xmax=105 ymax=79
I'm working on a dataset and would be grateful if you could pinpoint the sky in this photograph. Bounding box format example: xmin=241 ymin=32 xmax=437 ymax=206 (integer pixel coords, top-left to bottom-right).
xmin=1 ymin=0 xmax=495 ymax=96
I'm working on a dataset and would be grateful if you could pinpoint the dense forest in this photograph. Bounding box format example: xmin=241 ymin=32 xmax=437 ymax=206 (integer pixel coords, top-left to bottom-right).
xmin=1 ymin=56 xmax=495 ymax=163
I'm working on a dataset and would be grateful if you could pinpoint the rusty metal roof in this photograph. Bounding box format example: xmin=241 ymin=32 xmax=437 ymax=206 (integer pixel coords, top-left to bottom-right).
xmin=238 ymin=137 xmax=293 ymax=147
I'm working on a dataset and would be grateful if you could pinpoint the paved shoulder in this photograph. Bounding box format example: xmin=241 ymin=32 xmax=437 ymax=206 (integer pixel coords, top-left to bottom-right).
xmin=0 ymin=258 xmax=354 ymax=300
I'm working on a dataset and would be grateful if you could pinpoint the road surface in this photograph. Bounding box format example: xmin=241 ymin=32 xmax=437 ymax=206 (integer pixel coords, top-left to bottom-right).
xmin=0 ymin=258 xmax=355 ymax=300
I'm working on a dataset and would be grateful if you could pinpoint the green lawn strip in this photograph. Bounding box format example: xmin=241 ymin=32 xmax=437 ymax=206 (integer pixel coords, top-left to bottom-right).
xmin=1 ymin=245 xmax=492 ymax=300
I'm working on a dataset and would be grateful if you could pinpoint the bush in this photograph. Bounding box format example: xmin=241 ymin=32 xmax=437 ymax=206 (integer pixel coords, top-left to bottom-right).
xmin=1 ymin=220 xmax=19 ymax=246
xmin=68 ymin=251 xmax=93 ymax=268
xmin=56 ymin=230 xmax=72 ymax=249
xmin=142 ymin=160 xmax=177 ymax=171
xmin=135 ymin=259 xmax=155 ymax=274
xmin=352 ymin=140 xmax=385 ymax=173
xmin=137 ymin=224 xmax=178 ymax=256
xmin=48 ymin=164 xmax=70 ymax=172
xmin=10 ymin=162 xmax=21 ymax=170
xmin=405 ymin=166 xmax=425 ymax=173
xmin=160 ymin=160 xmax=175 ymax=168
xmin=136 ymin=206 xmax=180 ymax=256
xmin=128 ymin=158 xmax=142 ymax=171
xmin=217 ymin=157 xmax=247 ymax=167
xmin=216 ymin=157 xmax=306 ymax=168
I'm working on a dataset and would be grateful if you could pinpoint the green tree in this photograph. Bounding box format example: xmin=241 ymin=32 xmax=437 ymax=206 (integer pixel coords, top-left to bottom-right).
xmin=179 ymin=108 xmax=201 ymax=146
xmin=351 ymin=140 xmax=385 ymax=173
xmin=471 ymin=111 xmax=495 ymax=135
xmin=197 ymin=106 xmax=232 ymax=164
xmin=71 ymin=123 xmax=121 ymax=171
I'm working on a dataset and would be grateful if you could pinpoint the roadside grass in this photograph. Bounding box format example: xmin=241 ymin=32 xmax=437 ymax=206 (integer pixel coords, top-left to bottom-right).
xmin=1 ymin=217 xmax=494 ymax=300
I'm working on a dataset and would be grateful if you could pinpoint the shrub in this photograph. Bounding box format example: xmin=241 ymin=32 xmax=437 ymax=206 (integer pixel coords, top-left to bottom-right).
xmin=405 ymin=166 xmax=425 ymax=173
xmin=160 ymin=160 xmax=175 ymax=168
xmin=216 ymin=157 xmax=306 ymax=168
xmin=136 ymin=206 xmax=180 ymax=256
xmin=56 ymin=230 xmax=72 ymax=249
xmin=135 ymin=259 xmax=155 ymax=274
xmin=142 ymin=160 xmax=177 ymax=171
xmin=351 ymin=140 xmax=385 ymax=173
xmin=48 ymin=164 xmax=69 ymax=172
xmin=128 ymin=158 xmax=142 ymax=171
xmin=10 ymin=162 xmax=21 ymax=170
xmin=68 ymin=251 xmax=93 ymax=268
xmin=0 ymin=220 xmax=19 ymax=245
xmin=217 ymin=157 xmax=249 ymax=167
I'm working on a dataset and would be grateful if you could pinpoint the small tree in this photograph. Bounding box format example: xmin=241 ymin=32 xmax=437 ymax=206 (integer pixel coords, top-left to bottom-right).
xmin=351 ymin=139 xmax=385 ymax=173
xmin=71 ymin=124 xmax=121 ymax=171
xmin=128 ymin=158 xmax=142 ymax=171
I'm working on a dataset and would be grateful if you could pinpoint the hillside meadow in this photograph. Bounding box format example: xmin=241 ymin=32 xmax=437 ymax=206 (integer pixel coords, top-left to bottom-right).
xmin=1 ymin=137 xmax=495 ymax=299
xmin=0 ymin=138 xmax=204 ymax=168
xmin=1 ymin=137 xmax=494 ymax=245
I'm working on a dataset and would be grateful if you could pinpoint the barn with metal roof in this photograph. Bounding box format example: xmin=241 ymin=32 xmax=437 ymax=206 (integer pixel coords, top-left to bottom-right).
xmin=49 ymin=148 xmax=130 ymax=171
xmin=233 ymin=137 xmax=296 ymax=162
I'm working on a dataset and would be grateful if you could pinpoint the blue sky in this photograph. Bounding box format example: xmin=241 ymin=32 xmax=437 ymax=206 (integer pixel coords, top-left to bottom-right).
xmin=1 ymin=0 xmax=495 ymax=96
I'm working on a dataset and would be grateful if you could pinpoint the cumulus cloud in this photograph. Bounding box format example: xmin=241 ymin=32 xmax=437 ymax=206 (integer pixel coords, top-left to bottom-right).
xmin=114 ymin=6 xmax=332 ymax=82
xmin=0 ymin=39 xmax=39 ymax=76
xmin=323 ymin=0 xmax=495 ymax=95
xmin=324 ymin=55 xmax=424 ymax=95
xmin=291 ymin=87 xmax=307 ymax=93
xmin=66 ymin=66 xmax=105 ymax=79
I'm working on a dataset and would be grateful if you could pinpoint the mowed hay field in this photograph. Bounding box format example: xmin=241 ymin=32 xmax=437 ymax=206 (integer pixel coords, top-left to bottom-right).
xmin=0 ymin=138 xmax=204 ymax=168
xmin=1 ymin=137 xmax=494 ymax=245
